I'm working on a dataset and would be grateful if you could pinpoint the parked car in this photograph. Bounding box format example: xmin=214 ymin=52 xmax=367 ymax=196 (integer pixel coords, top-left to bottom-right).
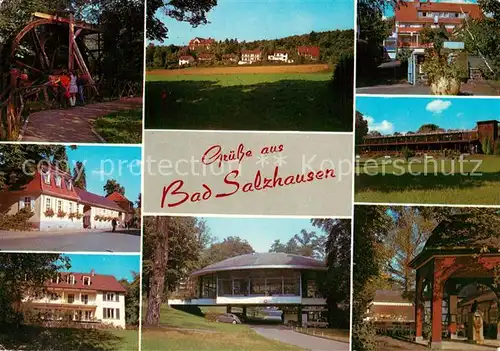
xmin=215 ymin=313 xmax=242 ymax=324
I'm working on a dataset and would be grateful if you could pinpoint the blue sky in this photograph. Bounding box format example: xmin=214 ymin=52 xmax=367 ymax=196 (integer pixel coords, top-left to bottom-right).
xmin=154 ymin=0 xmax=354 ymax=45
xmin=60 ymin=254 xmax=140 ymax=281
xmin=199 ymin=217 xmax=326 ymax=253
xmin=66 ymin=146 xmax=141 ymax=203
xmin=356 ymin=96 xmax=500 ymax=135
xmin=383 ymin=0 xmax=479 ymax=17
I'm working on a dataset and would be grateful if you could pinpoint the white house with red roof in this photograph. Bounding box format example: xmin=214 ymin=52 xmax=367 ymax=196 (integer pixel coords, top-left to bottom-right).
xmin=23 ymin=270 xmax=127 ymax=328
xmin=0 ymin=166 xmax=131 ymax=231
xmin=297 ymin=46 xmax=320 ymax=60
xmin=267 ymin=50 xmax=289 ymax=62
xmin=188 ymin=37 xmax=215 ymax=51
xmin=240 ymin=49 xmax=262 ymax=64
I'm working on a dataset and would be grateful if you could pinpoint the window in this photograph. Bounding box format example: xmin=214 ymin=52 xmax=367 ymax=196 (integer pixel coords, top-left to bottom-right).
xmin=42 ymin=171 xmax=50 ymax=184
xmin=70 ymin=275 xmax=75 ymax=284
xmin=45 ymin=197 xmax=51 ymax=211
xmin=24 ymin=197 xmax=31 ymax=210
xmin=115 ymin=308 xmax=120 ymax=319
xmin=55 ymin=175 xmax=62 ymax=188
xmin=69 ymin=203 xmax=73 ymax=213
xmin=66 ymin=179 xmax=72 ymax=190
xmin=115 ymin=294 xmax=119 ymax=302
xmin=57 ymin=200 xmax=62 ymax=212
xmin=104 ymin=293 xmax=115 ymax=301
xmin=84 ymin=311 xmax=92 ymax=320
xmin=103 ymin=308 xmax=115 ymax=319
xmin=83 ymin=276 xmax=91 ymax=286
xmin=67 ymin=294 xmax=74 ymax=303
xmin=50 ymin=293 xmax=59 ymax=300
xmin=81 ymin=294 xmax=89 ymax=304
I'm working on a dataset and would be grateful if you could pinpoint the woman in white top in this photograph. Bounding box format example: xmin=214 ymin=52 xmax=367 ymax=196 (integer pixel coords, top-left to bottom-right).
xmin=69 ymin=71 xmax=78 ymax=107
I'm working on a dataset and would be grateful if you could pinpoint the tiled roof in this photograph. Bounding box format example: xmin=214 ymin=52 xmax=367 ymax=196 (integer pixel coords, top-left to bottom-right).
xmin=198 ymin=53 xmax=215 ymax=59
xmin=297 ymin=46 xmax=320 ymax=58
xmin=47 ymin=272 xmax=126 ymax=293
xmin=75 ymin=188 xmax=124 ymax=212
xmin=189 ymin=37 xmax=215 ymax=45
xmin=395 ymin=1 xmax=482 ymax=23
xmin=179 ymin=55 xmax=194 ymax=60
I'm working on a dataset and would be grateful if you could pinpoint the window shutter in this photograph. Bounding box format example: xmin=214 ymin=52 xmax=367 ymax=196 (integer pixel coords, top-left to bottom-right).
xmin=116 ymin=308 xmax=120 ymax=320
xmin=103 ymin=308 xmax=106 ymax=319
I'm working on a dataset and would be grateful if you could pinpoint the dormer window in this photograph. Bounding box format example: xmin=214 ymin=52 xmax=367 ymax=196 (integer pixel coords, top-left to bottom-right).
xmin=42 ymin=171 xmax=51 ymax=185
xmin=83 ymin=276 xmax=91 ymax=286
xmin=70 ymin=275 xmax=75 ymax=284
xmin=66 ymin=179 xmax=72 ymax=190
xmin=55 ymin=175 xmax=62 ymax=188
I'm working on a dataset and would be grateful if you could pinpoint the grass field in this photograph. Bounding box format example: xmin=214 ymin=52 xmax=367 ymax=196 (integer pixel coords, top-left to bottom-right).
xmin=92 ymin=109 xmax=142 ymax=143
xmin=145 ymin=64 xmax=351 ymax=131
xmin=355 ymin=155 xmax=500 ymax=204
xmin=0 ymin=324 xmax=138 ymax=350
xmin=141 ymin=305 xmax=305 ymax=351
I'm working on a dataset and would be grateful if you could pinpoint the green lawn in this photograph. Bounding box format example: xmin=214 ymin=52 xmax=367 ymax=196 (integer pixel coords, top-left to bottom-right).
xmin=355 ymin=155 xmax=500 ymax=204
xmin=145 ymin=72 xmax=351 ymax=131
xmin=92 ymin=109 xmax=142 ymax=143
xmin=0 ymin=324 xmax=138 ymax=350
xmin=141 ymin=305 xmax=305 ymax=351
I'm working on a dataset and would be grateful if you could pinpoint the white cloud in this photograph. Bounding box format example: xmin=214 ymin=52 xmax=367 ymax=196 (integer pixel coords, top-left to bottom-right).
xmin=426 ymin=100 xmax=452 ymax=114
xmin=365 ymin=116 xmax=394 ymax=134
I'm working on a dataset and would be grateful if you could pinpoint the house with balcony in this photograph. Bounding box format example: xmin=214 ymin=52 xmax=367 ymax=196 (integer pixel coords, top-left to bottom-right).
xmin=0 ymin=165 xmax=126 ymax=231
xmin=358 ymin=120 xmax=498 ymax=155
xmin=24 ymin=270 xmax=127 ymax=328
xmin=168 ymin=252 xmax=329 ymax=327
xmin=240 ymin=49 xmax=262 ymax=64
xmin=394 ymin=0 xmax=482 ymax=51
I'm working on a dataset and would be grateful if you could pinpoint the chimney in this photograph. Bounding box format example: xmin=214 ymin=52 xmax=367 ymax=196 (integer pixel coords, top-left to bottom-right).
xmin=91 ymin=269 xmax=95 ymax=276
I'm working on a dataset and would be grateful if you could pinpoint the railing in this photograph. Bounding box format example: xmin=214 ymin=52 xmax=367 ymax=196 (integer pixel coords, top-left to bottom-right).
xmin=0 ymin=79 xmax=142 ymax=141
xmin=362 ymin=131 xmax=478 ymax=146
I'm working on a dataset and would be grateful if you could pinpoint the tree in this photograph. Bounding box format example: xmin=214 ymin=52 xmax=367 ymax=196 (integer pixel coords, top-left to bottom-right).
xmin=420 ymin=25 xmax=449 ymax=52
xmin=0 ymin=144 xmax=74 ymax=190
xmin=120 ymin=272 xmax=140 ymax=325
xmin=103 ymin=179 xmax=125 ymax=196
xmin=0 ymin=253 xmax=70 ymax=324
xmin=356 ymin=111 xmax=369 ymax=145
xmin=368 ymin=130 xmax=382 ymax=137
xmin=269 ymin=239 xmax=287 ymax=253
xmin=312 ymin=219 xmax=351 ymax=329
xmin=144 ymin=216 xmax=170 ymax=326
xmin=352 ymin=205 xmax=392 ymax=351
xmin=147 ymin=0 xmax=218 ymax=42
xmin=72 ymin=161 xmax=87 ymax=189
xmin=203 ymin=236 xmax=254 ymax=267
xmin=385 ymin=207 xmax=439 ymax=299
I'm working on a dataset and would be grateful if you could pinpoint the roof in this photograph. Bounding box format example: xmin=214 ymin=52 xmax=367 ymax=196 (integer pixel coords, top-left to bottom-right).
xmin=46 ymin=272 xmax=126 ymax=293
xmin=395 ymin=1 xmax=482 ymax=23
xmin=374 ymin=290 xmax=412 ymax=304
xmin=75 ymin=188 xmax=124 ymax=212
xmin=272 ymin=50 xmax=288 ymax=54
xmin=198 ymin=53 xmax=215 ymax=59
xmin=297 ymin=46 xmax=320 ymax=58
xmin=191 ymin=252 xmax=326 ymax=276
xmin=179 ymin=55 xmax=194 ymax=60
xmin=409 ymin=213 xmax=500 ymax=269
xmin=106 ymin=191 xmax=130 ymax=203
xmin=189 ymin=37 xmax=215 ymax=45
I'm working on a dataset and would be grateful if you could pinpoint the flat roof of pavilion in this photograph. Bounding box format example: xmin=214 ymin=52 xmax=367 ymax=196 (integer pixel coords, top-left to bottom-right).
xmin=191 ymin=252 xmax=327 ymax=276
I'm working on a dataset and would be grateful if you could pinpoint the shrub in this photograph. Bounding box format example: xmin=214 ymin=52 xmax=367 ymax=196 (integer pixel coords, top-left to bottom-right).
xmin=0 ymin=208 xmax=35 ymax=230
xmin=482 ymin=137 xmax=493 ymax=155
xmin=494 ymin=139 xmax=500 ymax=156
xmin=331 ymin=52 xmax=354 ymax=128
xmin=401 ymin=146 xmax=415 ymax=161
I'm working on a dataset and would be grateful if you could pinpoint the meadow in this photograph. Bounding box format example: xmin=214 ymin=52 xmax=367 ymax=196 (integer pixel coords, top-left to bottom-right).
xmin=0 ymin=325 xmax=138 ymax=350
xmin=145 ymin=64 xmax=351 ymax=131
xmin=355 ymin=155 xmax=500 ymax=204
xmin=141 ymin=305 xmax=304 ymax=351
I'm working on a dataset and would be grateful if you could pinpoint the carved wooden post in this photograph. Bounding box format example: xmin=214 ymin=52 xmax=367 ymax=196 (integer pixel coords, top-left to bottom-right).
xmin=68 ymin=12 xmax=75 ymax=71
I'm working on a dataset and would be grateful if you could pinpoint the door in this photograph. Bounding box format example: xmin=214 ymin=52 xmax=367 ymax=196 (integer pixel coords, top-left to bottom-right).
xmin=408 ymin=52 xmax=415 ymax=85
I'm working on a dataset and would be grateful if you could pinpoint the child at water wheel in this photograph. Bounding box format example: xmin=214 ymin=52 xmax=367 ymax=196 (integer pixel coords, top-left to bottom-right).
xmin=59 ymin=70 xmax=71 ymax=108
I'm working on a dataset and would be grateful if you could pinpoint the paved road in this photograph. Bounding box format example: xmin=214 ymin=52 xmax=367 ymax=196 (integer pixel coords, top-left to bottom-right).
xmin=0 ymin=230 xmax=140 ymax=253
xmin=251 ymin=326 xmax=349 ymax=351
xmin=357 ymin=81 xmax=499 ymax=96
xmin=20 ymin=97 xmax=143 ymax=143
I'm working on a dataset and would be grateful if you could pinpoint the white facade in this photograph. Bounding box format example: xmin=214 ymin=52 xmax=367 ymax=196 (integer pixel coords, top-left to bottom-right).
xmin=179 ymin=58 xmax=193 ymax=65
xmin=25 ymin=287 xmax=126 ymax=328
xmin=267 ymin=52 xmax=288 ymax=62
xmin=241 ymin=52 xmax=262 ymax=63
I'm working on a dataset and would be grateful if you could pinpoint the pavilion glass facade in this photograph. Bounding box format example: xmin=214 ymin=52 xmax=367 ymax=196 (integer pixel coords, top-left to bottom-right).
xmin=196 ymin=269 xmax=323 ymax=299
